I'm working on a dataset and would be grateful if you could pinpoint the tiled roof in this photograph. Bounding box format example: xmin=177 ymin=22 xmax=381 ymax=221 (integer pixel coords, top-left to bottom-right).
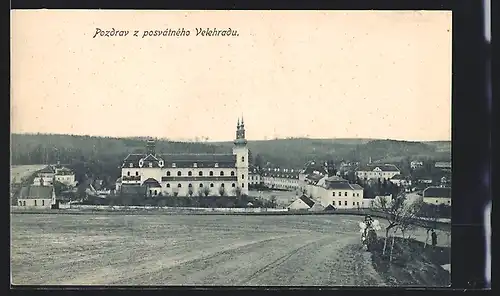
xmin=142 ymin=178 xmax=161 ymax=187
xmin=326 ymin=182 xmax=354 ymax=190
xmin=358 ymin=164 xmax=400 ymax=172
xmin=350 ymin=184 xmax=363 ymax=190
xmin=391 ymin=174 xmax=404 ymax=180
xmin=19 ymin=186 xmax=53 ymax=199
xmin=122 ymin=153 xmax=237 ymax=168
xmin=143 ymin=154 xmax=159 ymax=162
xmin=326 ymin=176 xmax=347 ymax=182
xmin=116 ymin=177 xmax=122 ymax=183
xmin=306 ymin=174 xmax=324 ymax=181
xmin=299 ymin=195 xmax=315 ymax=208
xmin=161 ymin=154 xmax=236 ymax=162
xmin=324 ymin=204 xmax=336 ymax=211
xmin=38 ymin=166 xmax=55 ymax=174
xmin=423 ymin=187 xmax=451 ymax=198
xmin=302 ymin=160 xmax=326 ymax=174
xmin=261 ymin=172 xmax=300 ymax=179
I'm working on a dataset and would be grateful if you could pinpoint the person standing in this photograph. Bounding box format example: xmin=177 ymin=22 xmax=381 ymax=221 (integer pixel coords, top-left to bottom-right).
xmin=431 ymin=229 xmax=438 ymax=246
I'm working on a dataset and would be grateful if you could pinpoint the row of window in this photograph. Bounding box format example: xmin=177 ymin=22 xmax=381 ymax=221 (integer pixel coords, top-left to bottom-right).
xmin=126 ymin=171 xmax=244 ymax=178
xmin=129 ymin=157 xmax=245 ymax=168
xmin=332 ymin=201 xmax=360 ymax=207
xmin=332 ymin=192 xmax=361 ymax=197
xmin=165 ymin=183 xmax=245 ymax=188
xmin=18 ymin=200 xmax=45 ymax=206
xmin=263 ymin=178 xmax=299 ymax=183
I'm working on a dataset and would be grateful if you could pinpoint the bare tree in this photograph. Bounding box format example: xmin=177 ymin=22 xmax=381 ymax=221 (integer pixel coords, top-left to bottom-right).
xmin=398 ymin=199 xmax=423 ymax=241
xmin=372 ymin=193 xmax=408 ymax=257
xmin=270 ymin=195 xmax=277 ymax=208
xmin=234 ymin=186 xmax=242 ymax=197
xmin=203 ymin=187 xmax=210 ymax=197
xmin=219 ymin=186 xmax=226 ymax=197
xmin=197 ymin=188 xmax=204 ymax=197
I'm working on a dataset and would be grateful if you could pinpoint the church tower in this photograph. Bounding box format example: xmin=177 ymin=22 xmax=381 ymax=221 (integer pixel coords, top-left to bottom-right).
xmin=146 ymin=138 xmax=156 ymax=156
xmin=233 ymin=117 xmax=249 ymax=196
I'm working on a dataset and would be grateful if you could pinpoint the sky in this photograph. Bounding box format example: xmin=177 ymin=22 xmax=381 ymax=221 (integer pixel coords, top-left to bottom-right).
xmin=11 ymin=10 xmax=452 ymax=142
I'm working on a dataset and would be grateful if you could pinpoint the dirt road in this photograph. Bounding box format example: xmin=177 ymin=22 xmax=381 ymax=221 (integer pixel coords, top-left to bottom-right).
xmin=11 ymin=214 xmax=388 ymax=286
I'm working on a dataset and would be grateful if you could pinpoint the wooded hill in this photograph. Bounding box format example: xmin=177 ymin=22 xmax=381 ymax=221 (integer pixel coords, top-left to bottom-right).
xmin=11 ymin=133 xmax=450 ymax=182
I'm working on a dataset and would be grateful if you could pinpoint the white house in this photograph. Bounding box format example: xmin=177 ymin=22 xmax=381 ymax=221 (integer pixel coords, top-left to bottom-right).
xmin=248 ymin=166 xmax=262 ymax=186
xmin=288 ymin=195 xmax=315 ymax=211
xmin=356 ymin=164 xmax=401 ymax=181
xmin=435 ymin=162 xmax=452 ymax=169
xmin=411 ymin=160 xmax=424 ymax=169
xmin=306 ymin=176 xmax=364 ymax=209
xmin=54 ymin=167 xmax=76 ymax=187
xmin=32 ymin=166 xmax=56 ymax=186
xmin=261 ymin=167 xmax=301 ymax=191
xmin=423 ymin=187 xmax=451 ymax=205
xmin=120 ymin=118 xmax=249 ymax=197
xmin=389 ymin=174 xmax=411 ymax=186
xmin=17 ymin=185 xmax=56 ymax=209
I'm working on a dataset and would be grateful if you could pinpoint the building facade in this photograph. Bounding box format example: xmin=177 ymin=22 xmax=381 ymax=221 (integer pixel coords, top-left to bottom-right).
xmin=17 ymin=185 xmax=56 ymax=209
xmin=423 ymin=186 xmax=451 ymax=205
xmin=356 ymin=164 xmax=401 ymax=181
xmin=305 ymin=176 xmax=364 ymax=209
xmin=288 ymin=195 xmax=315 ymax=211
xmin=119 ymin=118 xmax=249 ymax=197
xmin=261 ymin=167 xmax=301 ymax=191
xmin=33 ymin=164 xmax=76 ymax=187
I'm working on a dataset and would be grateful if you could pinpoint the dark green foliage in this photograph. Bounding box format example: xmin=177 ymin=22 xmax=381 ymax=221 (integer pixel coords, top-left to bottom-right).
xmin=11 ymin=134 xmax=450 ymax=169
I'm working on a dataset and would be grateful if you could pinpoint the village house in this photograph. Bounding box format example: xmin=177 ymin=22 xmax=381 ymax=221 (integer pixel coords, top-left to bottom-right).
xmin=32 ymin=166 xmax=56 ymax=186
xmin=17 ymin=185 xmax=56 ymax=209
xmin=410 ymin=160 xmax=424 ymax=169
xmin=435 ymin=161 xmax=452 ymax=169
xmin=32 ymin=164 xmax=76 ymax=187
xmin=248 ymin=166 xmax=263 ymax=186
xmin=423 ymin=186 xmax=451 ymax=205
xmin=288 ymin=194 xmax=315 ymax=211
xmin=261 ymin=167 xmax=301 ymax=191
xmin=54 ymin=167 xmax=76 ymax=187
xmin=118 ymin=118 xmax=249 ymax=197
xmin=389 ymin=174 xmax=411 ymax=186
xmin=355 ymin=164 xmax=401 ymax=181
xmin=305 ymin=176 xmax=364 ymax=209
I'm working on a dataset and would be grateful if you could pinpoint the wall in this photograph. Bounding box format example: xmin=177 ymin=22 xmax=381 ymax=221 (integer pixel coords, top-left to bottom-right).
xmin=262 ymin=176 xmax=301 ymax=190
xmin=356 ymin=170 xmax=400 ymax=181
xmin=305 ymin=184 xmax=364 ymax=209
xmin=423 ymin=197 xmax=452 ymax=206
xmin=55 ymin=174 xmax=76 ymax=186
xmin=33 ymin=177 xmax=53 ymax=186
xmin=321 ymin=188 xmax=364 ymax=209
xmin=161 ymin=180 xmax=240 ymax=197
xmin=17 ymin=198 xmax=53 ymax=208
xmin=233 ymin=145 xmax=249 ymax=196
xmin=287 ymin=199 xmax=310 ymax=210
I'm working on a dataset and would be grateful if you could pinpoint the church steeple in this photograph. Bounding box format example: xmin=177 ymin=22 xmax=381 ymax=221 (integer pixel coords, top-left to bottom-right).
xmin=234 ymin=117 xmax=247 ymax=144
